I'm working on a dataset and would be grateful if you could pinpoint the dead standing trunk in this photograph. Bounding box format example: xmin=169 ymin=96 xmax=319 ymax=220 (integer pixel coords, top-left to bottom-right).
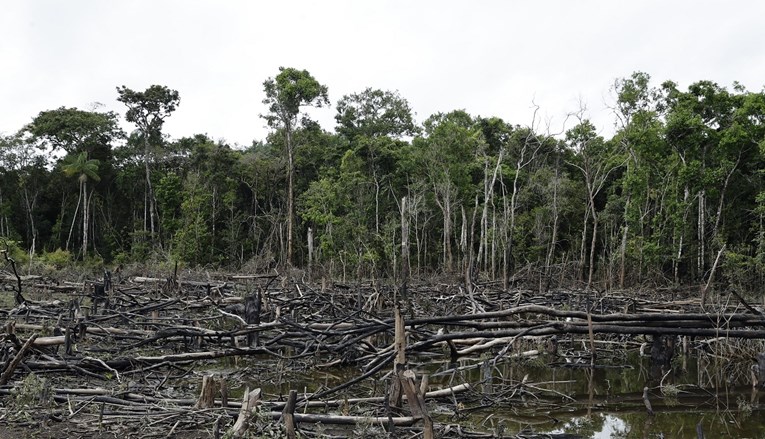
xmin=587 ymin=186 xmax=599 ymax=290
xmin=618 ymin=195 xmax=630 ymax=288
xmin=477 ymin=149 xmax=503 ymax=275
xmin=143 ymin=135 xmax=157 ymax=241
xmin=544 ymin=160 xmax=560 ymax=291
xmin=433 ymin=185 xmax=453 ymax=273
xmin=503 ymin=128 xmax=540 ymax=291
xmin=286 ymin=123 xmax=294 ymax=266
xmin=698 ymin=189 xmax=705 ymax=278
xmin=21 ymin=186 xmax=38 ymax=256
xmin=400 ymin=196 xmax=409 ymax=304
xmin=82 ymin=178 xmax=94 ymax=259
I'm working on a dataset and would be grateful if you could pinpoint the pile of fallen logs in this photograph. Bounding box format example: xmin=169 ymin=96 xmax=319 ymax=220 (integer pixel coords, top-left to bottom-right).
xmin=0 ymin=269 xmax=763 ymax=437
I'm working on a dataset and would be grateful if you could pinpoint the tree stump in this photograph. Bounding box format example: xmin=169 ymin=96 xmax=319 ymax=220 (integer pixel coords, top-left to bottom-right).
xmin=229 ymin=387 xmax=261 ymax=438
xmin=245 ymin=292 xmax=261 ymax=347
xmin=757 ymin=353 xmax=765 ymax=387
xmin=283 ymin=389 xmax=298 ymax=439
xmin=195 ymin=375 xmax=217 ymax=409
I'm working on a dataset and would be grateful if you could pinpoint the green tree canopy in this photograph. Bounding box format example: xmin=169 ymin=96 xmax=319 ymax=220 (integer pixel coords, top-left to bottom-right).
xmin=28 ymin=107 xmax=122 ymax=160
xmin=335 ymin=88 xmax=418 ymax=140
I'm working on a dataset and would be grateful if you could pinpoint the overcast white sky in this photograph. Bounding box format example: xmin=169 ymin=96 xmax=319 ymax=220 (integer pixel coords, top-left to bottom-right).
xmin=2 ymin=1 xmax=764 ymax=146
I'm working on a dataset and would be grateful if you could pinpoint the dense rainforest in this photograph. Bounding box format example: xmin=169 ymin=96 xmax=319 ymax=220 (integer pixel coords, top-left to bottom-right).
xmin=2 ymin=70 xmax=765 ymax=293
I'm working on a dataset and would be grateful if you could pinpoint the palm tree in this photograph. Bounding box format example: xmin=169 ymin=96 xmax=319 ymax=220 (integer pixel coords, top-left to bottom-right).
xmin=62 ymin=152 xmax=100 ymax=259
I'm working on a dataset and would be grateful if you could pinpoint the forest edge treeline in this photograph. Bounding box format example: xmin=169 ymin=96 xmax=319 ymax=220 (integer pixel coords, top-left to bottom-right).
xmin=2 ymin=70 xmax=765 ymax=293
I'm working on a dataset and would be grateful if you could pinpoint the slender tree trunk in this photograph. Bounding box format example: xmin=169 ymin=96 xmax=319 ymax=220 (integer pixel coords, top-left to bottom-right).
xmin=618 ymin=195 xmax=630 ymax=288
xmin=675 ymin=185 xmax=690 ymax=284
xmin=143 ymin=187 xmax=148 ymax=234
xmin=460 ymin=206 xmax=467 ymax=268
xmin=0 ymin=190 xmax=5 ymax=238
xmin=477 ymin=159 xmax=488 ymax=272
xmin=307 ymin=226 xmax=314 ymax=277
xmin=144 ymin=136 xmax=155 ymax=238
xmin=435 ymin=188 xmax=453 ymax=272
xmin=501 ymin=181 xmax=510 ymax=290
xmin=478 ymin=150 xmax=503 ymax=274
xmin=446 ymin=199 xmax=452 ymax=272
xmin=374 ymin=172 xmax=381 ymax=235
xmin=711 ymin=156 xmax=739 ymax=244
xmin=545 ymin=163 xmax=560 ymax=291
xmin=401 ymin=197 xmax=410 ymax=292
xmin=674 ymin=234 xmax=683 ymax=284
xmin=588 ymin=206 xmax=598 ymax=290
xmin=400 ymin=196 xmax=409 ymax=302
xmin=579 ymin=208 xmax=590 ymax=282
xmin=211 ymin=186 xmax=217 ymax=262
xmin=503 ymin=157 xmax=522 ymax=290
xmin=22 ymin=186 xmax=38 ymax=256
xmin=411 ymin=197 xmax=422 ymax=275
xmin=286 ymin=124 xmax=294 ymax=266
xmin=491 ymin=210 xmax=497 ymax=280
xmin=82 ymin=179 xmax=88 ymax=259
xmin=67 ymin=185 xmax=82 ymax=254
xmin=461 ymin=203 xmax=474 ymax=292
xmin=698 ymin=189 xmax=705 ymax=278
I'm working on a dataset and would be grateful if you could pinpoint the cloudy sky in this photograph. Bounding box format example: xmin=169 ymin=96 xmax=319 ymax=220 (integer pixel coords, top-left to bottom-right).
xmin=2 ymin=1 xmax=764 ymax=146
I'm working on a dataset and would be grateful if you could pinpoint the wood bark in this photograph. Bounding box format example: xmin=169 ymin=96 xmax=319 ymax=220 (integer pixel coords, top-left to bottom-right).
xmin=283 ymin=389 xmax=298 ymax=439
xmin=229 ymin=387 xmax=261 ymax=438
xmin=286 ymin=123 xmax=294 ymax=266
xmin=195 ymin=374 xmax=217 ymax=409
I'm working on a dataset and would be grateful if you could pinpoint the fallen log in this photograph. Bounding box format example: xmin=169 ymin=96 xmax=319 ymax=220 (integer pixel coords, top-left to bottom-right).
xmin=409 ymin=324 xmax=765 ymax=352
xmin=32 ymin=335 xmax=65 ymax=346
xmin=15 ymin=322 xmax=150 ymax=337
xmin=270 ymin=411 xmax=417 ymax=426
xmin=404 ymin=304 xmax=765 ymax=327
xmin=132 ymin=276 xmax=227 ymax=289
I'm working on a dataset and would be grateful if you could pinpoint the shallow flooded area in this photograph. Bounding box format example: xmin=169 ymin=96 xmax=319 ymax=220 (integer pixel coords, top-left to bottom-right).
xmin=2 ymin=274 xmax=765 ymax=438
xmin=419 ymin=350 xmax=765 ymax=438
xmin=231 ymin=338 xmax=765 ymax=437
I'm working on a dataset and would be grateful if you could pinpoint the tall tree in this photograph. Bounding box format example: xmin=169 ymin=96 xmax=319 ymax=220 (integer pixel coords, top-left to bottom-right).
xmin=0 ymin=132 xmax=47 ymax=254
xmin=262 ymin=67 xmax=329 ymax=265
xmin=28 ymin=107 xmax=121 ymax=160
xmin=61 ymin=152 xmax=100 ymax=258
xmin=612 ymin=72 xmax=667 ymax=285
xmin=335 ymin=88 xmax=417 ymax=235
xmin=416 ymin=110 xmax=484 ymax=273
xmin=335 ymin=88 xmax=418 ymax=141
xmin=116 ymin=85 xmax=180 ymax=244
xmin=567 ymin=120 xmax=623 ymax=289
xmin=28 ymin=107 xmax=121 ymax=257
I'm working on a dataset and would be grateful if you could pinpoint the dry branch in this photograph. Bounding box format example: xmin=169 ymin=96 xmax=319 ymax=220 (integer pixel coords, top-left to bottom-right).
xmin=0 ymin=333 xmax=38 ymax=385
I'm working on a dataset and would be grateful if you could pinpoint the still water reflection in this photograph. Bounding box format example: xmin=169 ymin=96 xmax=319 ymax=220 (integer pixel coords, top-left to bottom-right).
xmin=424 ymin=350 xmax=765 ymax=438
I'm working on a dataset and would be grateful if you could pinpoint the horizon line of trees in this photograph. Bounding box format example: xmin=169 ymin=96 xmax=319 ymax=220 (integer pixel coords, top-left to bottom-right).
xmin=2 ymin=70 xmax=765 ymax=292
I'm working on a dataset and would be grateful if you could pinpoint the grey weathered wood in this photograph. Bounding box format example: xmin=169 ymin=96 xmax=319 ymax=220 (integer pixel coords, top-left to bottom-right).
xmin=229 ymin=387 xmax=261 ymax=438
xmin=195 ymin=375 xmax=217 ymax=409
xmin=399 ymin=369 xmax=433 ymax=439
xmin=757 ymin=353 xmax=765 ymax=387
xmin=245 ymin=292 xmax=261 ymax=347
xmin=283 ymin=389 xmax=298 ymax=439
